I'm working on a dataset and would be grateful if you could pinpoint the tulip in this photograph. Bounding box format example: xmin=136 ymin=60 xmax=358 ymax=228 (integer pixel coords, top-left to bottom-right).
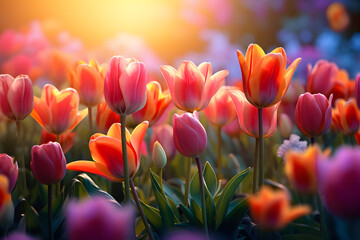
xmin=203 ymin=86 xmax=237 ymax=127
xmin=160 ymin=61 xmax=228 ymax=112
xmin=332 ymin=98 xmax=360 ymax=135
xmin=330 ymin=69 xmax=354 ymax=105
xmin=317 ymin=146 xmax=360 ymax=218
xmin=0 ymin=154 xmax=18 ymax=192
xmin=229 ymin=90 xmax=279 ymax=138
xmin=67 ymin=121 xmax=148 ymax=181
xmin=0 ymin=30 xmax=23 ymax=56
xmin=31 ymin=84 xmax=88 ymax=135
xmin=150 ymin=124 xmax=176 ymax=160
xmin=0 ymin=175 xmax=13 ymax=231
xmin=173 ymin=111 xmax=207 ymax=158
xmin=306 ymin=60 xmax=338 ymax=97
xmin=96 ymin=102 xmax=120 ymax=133
xmin=0 ymin=74 xmax=33 ymax=121
xmin=356 ymin=74 xmax=360 ymax=108
xmin=39 ymin=129 xmax=76 ymax=154
xmin=69 ymin=59 xmax=105 ymax=107
xmin=152 ymin=141 xmax=167 ymax=169
xmin=30 ymin=142 xmax=67 ymax=185
xmin=327 ymin=2 xmax=350 ymax=32
xmin=66 ymin=197 xmax=135 ymax=240
xmin=278 ymin=113 xmax=293 ymax=139
xmin=294 ymin=93 xmax=332 ymax=138
xmin=237 ymin=44 xmax=301 ymax=108
xmin=279 ymin=81 xmax=305 ymax=118
xmin=284 ymin=145 xmax=327 ymax=194
xmin=132 ymin=81 xmax=171 ymax=126
xmin=104 ymin=56 xmax=147 ymax=116
xmin=222 ymin=117 xmax=243 ymax=138
xmin=248 ymin=186 xmax=311 ymax=230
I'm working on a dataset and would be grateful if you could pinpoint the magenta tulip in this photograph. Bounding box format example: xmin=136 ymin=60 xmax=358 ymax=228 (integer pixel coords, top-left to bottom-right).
xmin=104 ymin=56 xmax=147 ymax=116
xmin=356 ymin=74 xmax=360 ymax=108
xmin=294 ymin=92 xmax=332 ymax=137
xmin=0 ymin=154 xmax=18 ymax=192
xmin=30 ymin=142 xmax=66 ymax=185
xmin=0 ymin=74 xmax=33 ymax=121
xmin=173 ymin=111 xmax=207 ymax=157
xmin=317 ymin=146 xmax=360 ymax=218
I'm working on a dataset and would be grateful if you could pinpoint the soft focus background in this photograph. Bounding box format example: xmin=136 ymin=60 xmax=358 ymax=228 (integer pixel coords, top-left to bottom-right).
xmin=1 ymin=0 xmax=359 ymax=85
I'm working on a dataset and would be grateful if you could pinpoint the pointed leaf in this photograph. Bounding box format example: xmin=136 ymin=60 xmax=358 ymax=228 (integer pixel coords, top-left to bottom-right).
xmin=139 ymin=200 xmax=162 ymax=232
xmin=203 ymin=161 xmax=218 ymax=196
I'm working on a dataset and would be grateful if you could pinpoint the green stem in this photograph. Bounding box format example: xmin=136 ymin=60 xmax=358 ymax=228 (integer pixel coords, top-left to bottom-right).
xmin=184 ymin=157 xmax=192 ymax=206
xmin=159 ymin=167 xmax=165 ymax=197
xmin=195 ymin=156 xmax=209 ymax=239
xmin=16 ymin=121 xmax=26 ymax=192
xmin=258 ymin=108 xmax=264 ymax=189
xmin=56 ymin=135 xmax=60 ymax=197
xmin=253 ymin=138 xmax=259 ymax=193
xmin=48 ymin=184 xmax=53 ymax=240
xmin=130 ymin=179 xmax=155 ymax=240
xmin=120 ymin=115 xmax=131 ymax=203
xmin=217 ymin=126 xmax=222 ymax=180
xmin=311 ymin=137 xmax=315 ymax=145
xmin=88 ymin=106 xmax=93 ymax=133
xmin=316 ymin=194 xmax=328 ymax=240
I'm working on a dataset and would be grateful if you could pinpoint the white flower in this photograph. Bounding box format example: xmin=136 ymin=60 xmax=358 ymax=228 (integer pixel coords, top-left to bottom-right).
xmin=277 ymin=134 xmax=307 ymax=160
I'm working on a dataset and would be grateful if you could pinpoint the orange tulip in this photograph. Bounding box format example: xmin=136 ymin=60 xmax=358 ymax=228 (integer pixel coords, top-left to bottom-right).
xmin=237 ymin=44 xmax=301 ymax=108
xmin=203 ymin=86 xmax=237 ymax=127
xmin=248 ymin=186 xmax=311 ymax=230
xmin=96 ymin=102 xmax=120 ymax=133
xmin=67 ymin=121 xmax=148 ymax=182
xmin=332 ymin=98 xmax=360 ymax=135
xmin=39 ymin=129 xmax=76 ymax=154
xmin=327 ymin=2 xmax=350 ymax=32
xmin=31 ymin=84 xmax=88 ymax=135
xmin=284 ymin=145 xmax=329 ymax=194
xmin=69 ymin=59 xmax=106 ymax=107
xmin=229 ymin=90 xmax=279 ymax=138
xmin=160 ymin=61 xmax=228 ymax=112
xmin=330 ymin=69 xmax=355 ymax=104
xmin=132 ymin=81 xmax=171 ymax=126
xmin=0 ymin=175 xmax=11 ymax=213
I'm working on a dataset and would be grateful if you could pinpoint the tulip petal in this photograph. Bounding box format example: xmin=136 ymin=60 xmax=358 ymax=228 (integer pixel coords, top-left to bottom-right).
xmin=198 ymin=62 xmax=212 ymax=80
xmin=130 ymin=121 xmax=149 ymax=156
xmin=31 ymin=97 xmax=51 ymax=129
xmin=66 ymin=161 xmax=122 ymax=182
xmin=7 ymin=75 xmax=33 ymax=120
xmin=245 ymin=44 xmax=265 ymax=77
xmin=237 ymin=50 xmax=249 ymax=84
xmin=67 ymin=108 xmax=88 ymax=134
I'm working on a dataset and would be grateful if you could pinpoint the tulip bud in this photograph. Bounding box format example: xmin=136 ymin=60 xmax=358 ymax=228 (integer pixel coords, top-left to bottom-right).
xmin=66 ymin=197 xmax=136 ymax=240
xmin=294 ymin=93 xmax=332 ymax=137
xmin=31 ymin=142 xmax=66 ymax=185
xmin=0 ymin=154 xmax=18 ymax=192
xmin=317 ymin=146 xmax=360 ymax=218
xmin=278 ymin=113 xmax=293 ymax=139
xmin=152 ymin=141 xmax=167 ymax=169
xmin=173 ymin=111 xmax=207 ymax=157
xmin=0 ymin=74 xmax=33 ymax=121
xmin=104 ymin=56 xmax=147 ymax=116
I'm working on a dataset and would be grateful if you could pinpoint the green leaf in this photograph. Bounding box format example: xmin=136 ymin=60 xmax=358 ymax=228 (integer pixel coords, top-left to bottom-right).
xmin=219 ymin=198 xmax=248 ymax=231
xmin=70 ymin=179 xmax=89 ymax=199
xmin=179 ymin=203 xmax=198 ymax=224
xmin=76 ymin=174 xmax=119 ymax=205
xmin=190 ymin=171 xmax=202 ymax=207
xmin=203 ymin=162 xmax=217 ymax=196
xmin=139 ymin=200 xmax=162 ymax=232
xmin=150 ymin=171 xmax=179 ymax=228
xmin=286 ymin=223 xmax=320 ymax=235
xmin=14 ymin=199 xmax=41 ymax=234
xmin=282 ymin=234 xmax=322 ymax=240
xmin=215 ymin=167 xmax=250 ymax=229
xmin=190 ymin=199 xmax=203 ymax=224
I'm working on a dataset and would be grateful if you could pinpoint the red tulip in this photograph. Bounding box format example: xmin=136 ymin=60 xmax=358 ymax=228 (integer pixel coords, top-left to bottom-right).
xmin=104 ymin=56 xmax=147 ymax=116
xmin=203 ymin=86 xmax=237 ymax=127
xmin=173 ymin=111 xmax=207 ymax=157
xmin=229 ymin=90 xmax=279 ymax=138
xmin=96 ymin=102 xmax=120 ymax=133
xmin=0 ymin=74 xmax=33 ymax=121
xmin=160 ymin=61 xmax=228 ymax=112
xmin=0 ymin=154 xmax=18 ymax=192
xmin=332 ymin=98 xmax=360 ymax=135
xmin=31 ymin=142 xmax=67 ymax=185
xmin=39 ymin=129 xmax=76 ymax=154
xmin=306 ymin=60 xmax=338 ymax=97
xmin=31 ymin=84 xmax=88 ymax=135
xmin=237 ymin=44 xmax=301 ymax=108
xmin=294 ymin=93 xmax=332 ymax=137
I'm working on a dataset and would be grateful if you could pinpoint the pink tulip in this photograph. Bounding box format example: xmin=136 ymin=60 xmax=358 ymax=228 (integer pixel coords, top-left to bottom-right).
xmin=229 ymin=90 xmax=279 ymax=138
xmin=30 ymin=142 xmax=66 ymax=185
xmin=306 ymin=60 xmax=338 ymax=96
xmin=0 ymin=154 xmax=18 ymax=192
xmin=173 ymin=111 xmax=207 ymax=157
xmin=150 ymin=124 xmax=177 ymax=160
xmin=66 ymin=197 xmax=135 ymax=240
xmin=160 ymin=61 xmax=228 ymax=112
xmin=104 ymin=56 xmax=147 ymax=116
xmin=317 ymin=146 xmax=360 ymax=218
xmin=0 ymin=74 xmax=33 ymax=121
xmin=278 ymin=113 xmax=293 ymax=139
xmin=294 ymin=93 xmax=332 ymax=137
